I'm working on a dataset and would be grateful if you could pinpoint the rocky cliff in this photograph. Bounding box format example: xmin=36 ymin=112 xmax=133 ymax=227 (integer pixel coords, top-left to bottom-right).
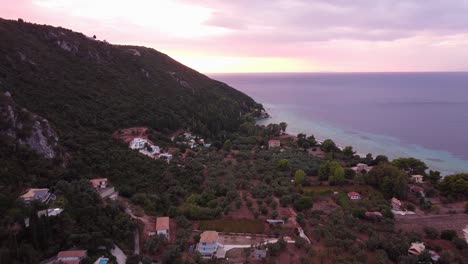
xmin=0 ymin=91 xmax=59 ymax=158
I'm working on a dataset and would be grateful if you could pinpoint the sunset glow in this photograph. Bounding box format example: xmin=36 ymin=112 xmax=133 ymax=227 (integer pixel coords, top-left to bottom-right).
xmin=2 ymin=0 xmax=468 ymax=73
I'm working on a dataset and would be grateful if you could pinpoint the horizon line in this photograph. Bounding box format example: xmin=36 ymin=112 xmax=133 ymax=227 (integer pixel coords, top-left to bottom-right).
xmin=206 ymin=70 xmax=468 ymax=75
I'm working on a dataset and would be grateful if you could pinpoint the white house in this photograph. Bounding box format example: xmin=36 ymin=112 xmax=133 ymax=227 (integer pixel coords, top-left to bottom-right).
xmin=408 ymin=242 xmax=425 ymax=255
xmin=156 ymin=217 xmax=170 ymax=239
xmin=268 ymin=140 xmax=281 ymax=149
xmin=129 ymin=138 xmax=148 ymax=150
xmin=352 ymin=163 xmax=373 ymax=173
xmin=89 ymin=178 xmax=118 ymax=200
xmin=197 ymin=231 xmax=219 ymax=257
xmin=411 ymin=175 xmax=424 ymax=183
xmin=347 ymin=192 xmax=361 ymax=200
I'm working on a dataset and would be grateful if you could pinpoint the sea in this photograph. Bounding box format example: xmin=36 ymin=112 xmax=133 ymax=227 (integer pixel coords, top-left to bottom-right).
xmin=209 ymin=72 xmax=468 ymax=175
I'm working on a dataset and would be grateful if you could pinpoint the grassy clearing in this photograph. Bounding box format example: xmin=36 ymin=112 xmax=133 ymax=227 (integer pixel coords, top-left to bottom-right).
xmin=199 ymin=218 xmax=265 ymax=234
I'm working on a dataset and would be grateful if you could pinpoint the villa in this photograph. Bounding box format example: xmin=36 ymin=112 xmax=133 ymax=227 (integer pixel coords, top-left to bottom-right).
xmin=197 ymin=231 xmax=219 ymax=257
xmin=20 ymin=188 xmax=56 ymax=204
xmin=411 ymin=175 xmax=424 ymax=183
xmin=391 ymin=197 xmax=402 ymax=210
xmin=156 ymin=217 xmax=170 ymax=239
xmin=268 ymin=139 xmax=281 ymax=148
xmin=55 ymin=250 xmax=87 ymax=264
xmin=347 ymin=192 xmax=361 ymax=200
xmin=408 ymin=242 xmax=425 ymax=255
xmin=351 ymin=163 xmax=373 ymax=173
xmin=89 ymin=178 xmax=118 ymax=200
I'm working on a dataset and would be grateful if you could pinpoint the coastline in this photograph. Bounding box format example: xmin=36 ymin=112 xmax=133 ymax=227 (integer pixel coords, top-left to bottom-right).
xmin=257 ymin=107 xmax=468 ymax=175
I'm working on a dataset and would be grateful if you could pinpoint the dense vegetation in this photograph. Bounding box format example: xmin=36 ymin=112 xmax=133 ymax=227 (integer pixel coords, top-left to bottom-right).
xmin=0 ymin=18 xmax=260 ymax=263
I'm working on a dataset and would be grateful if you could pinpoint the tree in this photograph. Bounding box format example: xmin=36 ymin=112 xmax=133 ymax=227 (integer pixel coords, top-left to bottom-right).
xmin=294 ymin=170 xmax=306 ymax=185
xmin=277 ymin=159 xmax=291 ymax=171
xmin=223 ymin=140 xmax=232 ymax=151
xmin=392 ymin=157 xmax=428 ymax=175
xmin=318 ymin=160 xmax=341 ymax=181
xmin=373 ymin=155 xmax=389 ymax=165
xmin=279 ymin=122 xmax=288 ymax=133
xmin=425 ymin=170 xmax=441 ymax=184
xmin=321 ymin=139 xmax=337 ymax=152
xmin=329 ymin=165 xmax=345 ymax=186
xmin=294 ymin=197 xmax=313 ymax=211
xmin=366 ymin=163 xmax=408 ymax=198
xmin=438 ymin=173 xmax=468 ymax=200
xmin=343 ymin=146 xmax=355 ymax=159
xmin=440 ymin=230 xmax=457 ymax=240
xmin=423 ymin=227 xmax=439 ymax=239
xmin=144 ymin=234 xmax=168 ymax=254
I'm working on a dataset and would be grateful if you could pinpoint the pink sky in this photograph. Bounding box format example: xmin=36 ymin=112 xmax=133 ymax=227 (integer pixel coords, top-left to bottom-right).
xmin=2 ymin=0 xmax=468 ymax=73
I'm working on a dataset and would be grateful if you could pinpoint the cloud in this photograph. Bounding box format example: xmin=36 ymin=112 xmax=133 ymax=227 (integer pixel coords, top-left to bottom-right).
xmin=2 ymin=0 xmax=468 ymax=72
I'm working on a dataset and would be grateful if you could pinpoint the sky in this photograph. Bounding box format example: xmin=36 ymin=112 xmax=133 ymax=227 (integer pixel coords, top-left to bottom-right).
xmin=2 ymin=0 xmax=468 ymax=73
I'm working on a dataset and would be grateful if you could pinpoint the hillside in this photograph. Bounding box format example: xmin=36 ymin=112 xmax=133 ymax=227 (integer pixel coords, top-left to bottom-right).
xmin=0 ymin=18 xmax=261 ymax=263
xmin=0 ymin=18 xmax=260 ymax=139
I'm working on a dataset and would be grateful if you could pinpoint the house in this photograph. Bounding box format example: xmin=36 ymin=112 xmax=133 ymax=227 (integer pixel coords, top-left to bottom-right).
xmin=365 ymin=211 xmax=383 ymax=218
xmin=429 ymin=251 xmax=440 ymax=262
xmin=409 ymin=185 xmax=425 ymax=196
xmin=251 ymin=248 xmax=267 ymax=259
xmin=268 ymin=139 xmax=281 ymax=148
xmin=411 ymin=175 xmax=424 ymax=183
xmin=55 ymin=250 xmax=87 ymax=264
xmin=408 ymin=242 xmax=425 ymax=255
xmin=197 ymin=231 xmax=219 ymax=257
xmin=347 ymin=192 xmax=361 ymax=200
xmin=20 ymin=188 xmax=55 ymax=204
xmin=129 ymin=138 xmax=148 ymax=150
xmin=89 ymin=178 xmax=118 ymax=200
xmin=351 ymin=163 xmax=373 ymax=173
xmin=37 ymin=208 xmax=63 ymax=217
xmin=156 ymin=217 xmax=170 ymax=239
xmin=391 ymin=197 xmax=402 ymax=210
xmin=266 ymin=219 xmax=285 ymax=225
xmin=90 ymin=178 xmax=108 ymax=189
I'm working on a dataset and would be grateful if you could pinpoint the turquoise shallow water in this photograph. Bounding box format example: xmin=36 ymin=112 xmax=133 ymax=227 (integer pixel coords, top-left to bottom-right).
xmin=257 ymin=103 xmax=468 ymax=175
xmin=211 ymin=72 xmax=468 ymax=175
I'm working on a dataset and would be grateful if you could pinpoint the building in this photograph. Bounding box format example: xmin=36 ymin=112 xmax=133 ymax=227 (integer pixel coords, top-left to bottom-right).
xmin=20 ymin=188 xmax=55 ymax=204
xmin=197 ymin=231 xmax=219 ymax=257
xmin=129 ymin=138 xmax=149 ymax=150
xmin=351 ymin=163 xmax=373 ymax=173
xmin=411 ymin=175 xmax=424 ymax=183
xmin=89 ymin=178 xmax=118 ymax=200
xmin=365 ymin=211 xmax=383 ymax=218
xmin=391 ymin=197 xmax=402 ymax=210
xmin=156 ymin=217 xmax=170 ymax=239
xmin=409 ymin=185 xmax=425 ymax=196
xmin=408 ymin=242 xmax=425 ymax=255
xmin=37 ymin=208 xmax=63 ymax=217
xmin=56 ymin=250 xmax=87 ymax=264
xmin=268 ymin=139 xmax=281 ymax=148
xmin=266 ymin=219 xmax=285 ymax=225
xmin=347 ymin=192 xmax=361 ymax=200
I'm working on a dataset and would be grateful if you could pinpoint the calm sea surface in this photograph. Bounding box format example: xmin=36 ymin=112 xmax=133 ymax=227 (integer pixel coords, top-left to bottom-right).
xmin=210 ymin=72 xmax=468 ymax=175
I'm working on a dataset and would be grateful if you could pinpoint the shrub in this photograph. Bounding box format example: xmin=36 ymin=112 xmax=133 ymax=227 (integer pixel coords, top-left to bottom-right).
xmin=452 ymin=237 xmax=467 ymax=249
xmin=423 ymin=227 xmax=439 ymax=239
xmin=440 ymin=230 xmax=457 ymax=240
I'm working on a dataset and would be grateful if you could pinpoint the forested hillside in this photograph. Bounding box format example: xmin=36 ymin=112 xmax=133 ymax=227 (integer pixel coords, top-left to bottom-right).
xmin=0 ymin=18 xmax=261 ymax=263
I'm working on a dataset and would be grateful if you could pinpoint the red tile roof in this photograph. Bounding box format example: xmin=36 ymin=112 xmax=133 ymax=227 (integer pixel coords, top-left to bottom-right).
xmin=57 ymin=250 xmax=87 ymax=258
xmin=200 ymin=231 xmax=218 ymax=243
xmin=156 ymin=217 xmax=170 ymax=231
xmin=89 ymin=178 xmax=107 ymax=187
xmin=347 ymin=192 xmax=360 ymax=197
